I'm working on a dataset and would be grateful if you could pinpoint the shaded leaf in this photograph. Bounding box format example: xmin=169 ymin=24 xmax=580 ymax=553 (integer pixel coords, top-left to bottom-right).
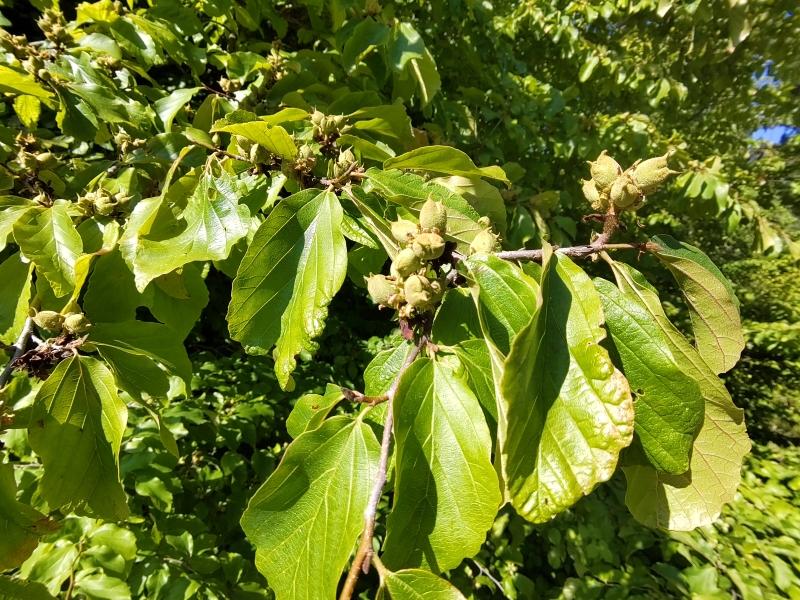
xmin=381 ymin=568 xmax=466 ymax=599
xmin=383 ymin=359 xmax=500 ymax=572
xmin=0 ymin=252 xmax=32 ymax=345
xmin=596 ymin=277 xmax=703 ymax=474
xmin=0 ymin=462 xmax=51 ymax=570
xmin=499 ymin=251 xmax=634 ymax=522
xmin=28 ymin=356 xmax=128 ymax=520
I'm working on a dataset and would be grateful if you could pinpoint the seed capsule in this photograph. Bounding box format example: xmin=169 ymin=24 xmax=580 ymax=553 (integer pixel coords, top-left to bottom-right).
xmin=391 ymin=248 xmax=423 ymax=278
xmin=32 ymin=310 xmax=64 ymax=333
xmin=469 ymin=229 xmax=499 ymax=254
xmin=411 ymin=232 xmax=446 ymax=261
xmin=63 ymin=312 xmax=92 ymax=335
xmin=632 ymin=152 xmax=678 ymax=194
xmin=609 ymin=175 xmax=640 ymax=209
xmin=404 ymin=275 xmax=433 ymax=310
xmin=588 ymin=151 xmax=622 ymax=191
xmin=391 ymin=219 xmax=418 ymax=244
xmin=581 ymin=179 xmax=605 ymax=211
xmin=366 ymin=274 xmax=397 ymax=306
xmin=419 ymin=198 xmax=448 ymax=233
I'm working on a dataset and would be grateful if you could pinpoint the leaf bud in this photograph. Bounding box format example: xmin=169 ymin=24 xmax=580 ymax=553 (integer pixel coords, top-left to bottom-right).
xmin=404 ymin=275 xmax=434 ymax=310
xmin=390 ymin=248 xmax=423 ymax=279
xmin=63 ymin=312 xmax=92 ymax=335
xmin=419 ymin=198 xmax=448 ymax=233
xmin=366 ymin=274 xmax=397 ymax=306
xmin=609 ymin=174 xmax=640 ymax=209
xmin=391 ymin=219 xmax=419 ymax=244
xmin=469 ymin=229 xmax=499 ymax=254
xmin=411 ymin=232 xmax=446 ymax=261
xmin=631 ymin=152 xmax=678 ymax=195
xmin=33 ymin=310 xmax=64 ymax=333
xmin=588 ymin=151 xmax=622 ymax=191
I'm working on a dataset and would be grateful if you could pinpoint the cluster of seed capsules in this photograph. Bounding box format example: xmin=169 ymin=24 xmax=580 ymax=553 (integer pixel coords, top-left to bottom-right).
xmin=366 ymin=199 xmax=501 ymax=319
xmin=582 ymin=150 xmax=678 ymax=212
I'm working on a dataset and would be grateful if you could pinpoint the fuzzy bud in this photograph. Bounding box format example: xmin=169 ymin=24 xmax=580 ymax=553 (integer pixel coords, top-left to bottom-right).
xmin=609 ymin=174 xmax=640 ymax=209
xmin=419 ymin=198 xmax=448 ymax=233
xmin=310 ymin=110 xmax=325 ymax=126
xmin=33 ymin=311 xmax=64 ymax=333
xmin=631 ymin=152 xmax=677 ymax=195
xmin=469 ymin=229 xmax=499 ymax=255
xmin=391 ymin=219 xmax=419 ymax=244
xmin=63 ymin=312 xmax=92 ymax=335
xmin=366 ymin=275 xmax=397 ymax=306
xmin=411 ymin=232 xmax=446 ymax=261
xmin=390 ymin=248 xmax=423 ymax=279
xmin=588 ymin=151 xmax=622 ymax=191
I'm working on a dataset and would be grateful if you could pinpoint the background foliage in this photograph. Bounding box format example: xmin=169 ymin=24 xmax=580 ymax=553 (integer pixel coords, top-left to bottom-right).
xmin=0 ymin=0 xmax=798 ymax=598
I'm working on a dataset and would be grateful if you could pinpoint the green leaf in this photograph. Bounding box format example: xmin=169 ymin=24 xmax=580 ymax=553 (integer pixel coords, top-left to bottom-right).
xmin=607 ymin=260 xmax=750 ymax=530
xmin=88 ymin=321 xmax=193 ymax=398
xmin=286 ymin=384 xmax=343 ymax=438
xmin=499 ymin=251 xmax=634 ymax=523
xmin=13 ymin=201 xmax=83 ymax=297
xmin=13 ymin=94 xmax=42 ymax=129
xmin=122 ymin=167 xmax=250 ymax=291
xmin=384 ymin=146 xmax=509 ymax=185
xmin=450 ymin=340 xmax=497 ymax=427
xmin=212 ymin=120 xmax=297 ymax=159
xmin=0 ymin=461 xmax=51 ymax=570
xmin=28 ymin=356 xmax=129 ymax=520
xmin=342 ymin=18 xmax=390 ymax=69
xmin=363 ymin=168 xmax=484 ymax=251
xmin=381 ymin=568 xmax=467 ymax=599
xmin=433 ymin=176 xmax=507 ymax=234
xmin=383 ymin=359 xmax=500 ymax=572
xmin=349 ymin=105 xmax=415 ymax=150
xmin=0 ymin=576 xmax=56 ymax=600
xmin=0 ymin=65 xmax=54 ymax=102
xmin=408 ymin=49 xmax=441 ymax=107
xmin=462 ymin=254 xmax=539 ymax=355
xmin=578 ymin=55 xmax=600 ymax=82
xmin=0 ymin=196 xmax=36 ymax=252
xmin=228 ymin=189 xmax=347 ymax=389
xmin=650 ymin=235 xmax=744 ymax=374
xmin=240 ymin=416 xmax=380 ymax=600
xmin=155 ymin=86 xmax=200 ymax=133
xmin=596 ymin=277 xmax=703 ymax=474
xmin=365 ymin=343 xmax=415 ymax=396
xmin=0 ymin=253 xmax=32 ymax=345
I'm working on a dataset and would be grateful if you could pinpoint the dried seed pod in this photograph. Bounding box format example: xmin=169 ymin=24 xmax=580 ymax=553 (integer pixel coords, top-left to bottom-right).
xmin=419 ymin=198 xmax=448 ymax=233
xmin=411 ymin=232 xmax=446 ymax=261
xmin=391 ymin=248 xmax=423 ymax=279
xmin=588 ymin=151 xmax=622 ymax=191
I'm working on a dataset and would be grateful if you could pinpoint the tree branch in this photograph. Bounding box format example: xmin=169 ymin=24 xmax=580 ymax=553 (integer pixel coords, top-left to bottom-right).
xmin=494 ymin=241 xmax=656 ymax=262
xmin=339 ymin=337 xmax=426 ymax=600
xmin=0 ymin=317 xmax=33 ymax=389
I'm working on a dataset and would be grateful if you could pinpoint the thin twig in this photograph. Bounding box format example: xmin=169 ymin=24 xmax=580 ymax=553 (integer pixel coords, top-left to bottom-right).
xmin=0 ymin=318 xmax=34 ymax=389
xmin=339 ymin=337 xmax=426 ymax=600
xmin=341 ymin=388 xmax=389 ymax=406
xmin=494 ymin=241 xmax=654 ymax=262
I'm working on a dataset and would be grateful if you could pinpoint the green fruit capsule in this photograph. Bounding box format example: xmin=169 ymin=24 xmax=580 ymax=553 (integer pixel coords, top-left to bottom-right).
xmin=411 ymin=232 xmax=446 ymax=261
xmin=609 ymin=175 xmax=640 ymax=209
xmin=33 ymin=310 xmax=64 ymax=333
xmin=391 ymin=219 xmax=419 ymax=244
xmin=404 ymin=275 xmax=433 ymax=310
xmin=419 ymin=198 xmax=448 ymax=233
xmin=588 ymin=151 xmax=622 ymax=191
xmin=366 ymin=274 xmax=397 ymax=306
xmin=391 ymin=248 xmax=423 ymax=278
xmin=63 ymin=312 xmax=92 ymax=335
xmin=581 ymin=179 xmax=605 ymax=211
xmin=469 ymin=229 xmax=499 ymax=255
xmin=632 ymin=152 xmax=678 ymax=194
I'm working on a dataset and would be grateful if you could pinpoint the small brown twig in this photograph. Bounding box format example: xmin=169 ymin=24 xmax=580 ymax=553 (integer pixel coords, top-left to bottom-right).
xmin=339 ymin=336 xmax=427 ymax=600
xmin=0 ymin=317 xmax=33 ymax=389
xmin=321 ymin=163 xmax=363 ymax=190
xmin=341 ymin=388 xmax=389 ymax=407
